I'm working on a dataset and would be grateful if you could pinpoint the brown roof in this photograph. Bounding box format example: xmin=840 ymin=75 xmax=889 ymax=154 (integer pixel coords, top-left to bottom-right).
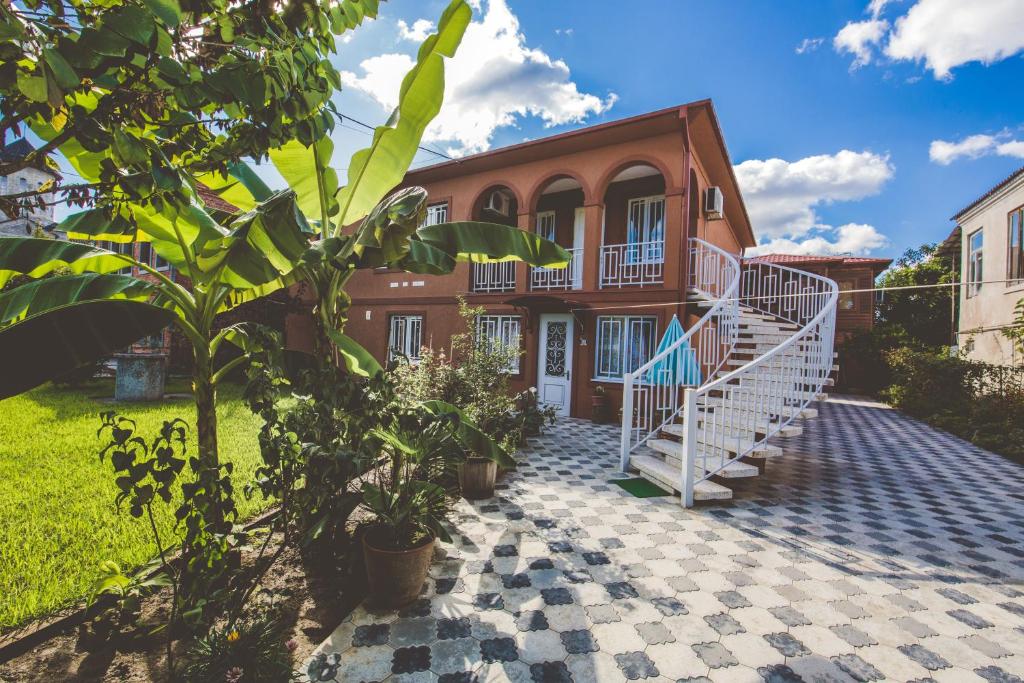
xmin=196 ymin=184 xmax=238 ymax=213
xmin=746 ymin=253 xmax=892 ymax=270
xmin=951 ymin=165 xmax=1024 ymax=221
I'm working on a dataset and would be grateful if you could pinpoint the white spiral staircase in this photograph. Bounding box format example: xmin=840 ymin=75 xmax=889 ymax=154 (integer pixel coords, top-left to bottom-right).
xmin=619 ymin=239 xmax=839 ymax=506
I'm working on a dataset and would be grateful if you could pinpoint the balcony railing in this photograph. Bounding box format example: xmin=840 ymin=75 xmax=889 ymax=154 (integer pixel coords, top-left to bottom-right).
xmin=599 ymin=240 xmax=664 ymax=288
xmin=530 ymin=247 xmax=582 ymax=291
xmin=471 ymin=261 xmax=516 ymax=293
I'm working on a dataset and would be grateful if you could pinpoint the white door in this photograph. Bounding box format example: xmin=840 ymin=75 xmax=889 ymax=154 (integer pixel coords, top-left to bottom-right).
xmin=572 ymin=207 xmax=585 ymax=289
xmin=537 ymin=313 xmax=574 ymax=417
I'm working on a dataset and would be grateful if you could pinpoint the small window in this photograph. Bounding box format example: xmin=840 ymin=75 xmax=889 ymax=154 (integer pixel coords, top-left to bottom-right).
xmin=1009 ymin=208 xmax=1023 ymax=282
xmin=837 ymin=280 xmax=856 ymax=311
xmin=388 ymin=315 xmax=423 ymax=362
xmin=421 ymin=202 xmax=448 ymax=227
xmin=138 ymin=242 xmax=152 ymax=273
xmin=968 ymin=229 xmax=983 ymax=297
xmin=594 ymin=315 xmax=658 ymax=380
xmin=536 ymin=211 xmax=556 ymax=242
xmin=475 ymin=314 xmax=522 ymax=373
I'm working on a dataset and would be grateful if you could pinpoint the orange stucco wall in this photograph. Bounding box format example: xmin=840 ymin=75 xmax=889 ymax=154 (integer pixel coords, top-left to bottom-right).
xmin=288 ymin=107 xmax=755 ymax=419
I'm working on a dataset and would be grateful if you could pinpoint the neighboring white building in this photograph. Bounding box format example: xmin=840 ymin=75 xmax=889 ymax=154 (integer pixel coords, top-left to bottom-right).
xmin=0 ymin=139 xmax=61 ymax=238
xmin=952 ymin=165 xmax=1024 ymax=366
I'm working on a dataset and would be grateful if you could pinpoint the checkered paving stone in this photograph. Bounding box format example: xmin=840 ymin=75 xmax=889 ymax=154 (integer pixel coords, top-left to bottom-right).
xmin=300 ymin=396 xmax=1024 ymax=682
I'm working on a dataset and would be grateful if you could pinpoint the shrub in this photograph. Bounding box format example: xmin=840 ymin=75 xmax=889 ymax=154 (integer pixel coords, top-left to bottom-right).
xmin=882 ymin=349 xmax=1024 ymax=463
xmin=392 ymin=298 xmax=526 ymax=452
xmin=183 ymin=608 xmax=295 ymax=683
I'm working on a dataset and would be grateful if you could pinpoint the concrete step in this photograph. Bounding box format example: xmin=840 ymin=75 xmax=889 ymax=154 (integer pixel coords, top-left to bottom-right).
xmin=699 ymin=398 xmax=818 ymax=419
xmin=649 ymin=426 xmax=783 ymax=458
xmin=630 ymin=454 xmax=734 ymax=501
xmin=648 ymin=439 xmax=761 ymax=478
xmin=688 ymin=413 xmax=804 ymax=438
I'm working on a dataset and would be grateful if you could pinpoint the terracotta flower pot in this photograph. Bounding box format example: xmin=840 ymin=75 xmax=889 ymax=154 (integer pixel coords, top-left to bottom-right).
xmin=362 ymin=528 xmax=435 ymax=608
xmin=459 ymin=457 xmax=497 ymax=500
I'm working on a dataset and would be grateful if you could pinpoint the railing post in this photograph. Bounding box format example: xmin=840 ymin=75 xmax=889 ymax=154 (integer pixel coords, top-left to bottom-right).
xmin=620 ymin=373 xmax=634 ymax=472
xmin=681 ymin=387 xmax=697 ymax=508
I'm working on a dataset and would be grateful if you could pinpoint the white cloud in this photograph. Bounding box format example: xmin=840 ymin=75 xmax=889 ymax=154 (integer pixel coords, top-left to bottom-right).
xmin=747 ymin=224 xmax=889 ymax=257
xmin=795 ymin=37 xmax=824 ymax=54
xmin=867 ymin=0 xmax=895 ymax=18
xmin=555 ymin=28 xmax=574 ymax=36
xmin=734 ymin=150 xmax=894 ymax=239
xmin=397 ymin=18 xmax=435 ymax=42
xmin=340 ymin=0 xmax=616 ymax=156
xmin=929 ymin=131 xmax=1024 ymax=165
xmin=833 ymin=19 xmax=889 ymax=68
xmin=833 ymin=0 xmax=1024 ymax=78
xmin=735 ymin=150 xmax=893 ymax=256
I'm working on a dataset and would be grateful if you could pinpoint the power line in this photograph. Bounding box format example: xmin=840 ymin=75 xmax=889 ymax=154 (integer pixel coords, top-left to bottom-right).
xmin=338 ymin=113 xmax=454 ymax=162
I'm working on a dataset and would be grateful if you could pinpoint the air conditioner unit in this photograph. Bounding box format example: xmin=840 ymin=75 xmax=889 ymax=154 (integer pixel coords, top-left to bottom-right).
xmin=704 ymin=186 xmax=724 ymax=220
xmin=485 ymin=190 xmax=511 ymax=216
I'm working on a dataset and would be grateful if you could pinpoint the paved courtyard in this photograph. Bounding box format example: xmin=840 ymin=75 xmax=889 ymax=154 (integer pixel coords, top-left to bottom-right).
xmin=301 ymin=396 xmax=1024 ymax=682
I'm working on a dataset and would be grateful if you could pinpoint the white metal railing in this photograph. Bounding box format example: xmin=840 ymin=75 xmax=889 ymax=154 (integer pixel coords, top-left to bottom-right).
xmin=531 ymin=247 xmax=582 ymax=291
xmin=676 ymin=261 xmax=837 ymax=506
xmin=600 ymin=240 xmax=664 ymax=288
xmin=471 ymin=261 xmax=516 ymax=293
xmin=619 ymin=238 xmax=741 ymax=467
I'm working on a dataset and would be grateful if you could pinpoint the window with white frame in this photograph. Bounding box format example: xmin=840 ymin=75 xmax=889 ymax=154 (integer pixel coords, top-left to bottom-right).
xmin=536 ymin=211 xmax=556 ymax=242
xmin=475 ymin=314 xmax=522 ymax=373
xmin=1009 ymin=208 xmax=1023 ymax=282
xmin=388 ymin=314 xmax=423 ymax=362
xmin=594 ymin=315 xmax=657 ymax=380
xmin=968 ymin=229 xmax=983 ymax=297
xmin=625 ymin=195 xmax=665 ymax=263
xmin=421 ymin=202 xmax=448 ymax=227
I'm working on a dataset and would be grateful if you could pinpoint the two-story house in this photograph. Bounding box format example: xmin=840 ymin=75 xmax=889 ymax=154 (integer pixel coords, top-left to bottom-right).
xmin=952 ymin=166 xmax=1024 ymax=365
xmin=337 ymin=101 xmax=757 ymax=420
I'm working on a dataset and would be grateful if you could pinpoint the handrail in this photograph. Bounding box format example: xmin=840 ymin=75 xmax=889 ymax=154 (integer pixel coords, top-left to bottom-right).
xmin=619 ymin=238 xmax=741 ymax=469
xmin=677 ymin=260 xmax=838 ymax=505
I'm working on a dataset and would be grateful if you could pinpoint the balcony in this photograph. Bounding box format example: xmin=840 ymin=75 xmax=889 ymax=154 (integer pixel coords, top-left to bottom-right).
xmin=471 ymin=261 xmax=516 ymax=293
xmin=530 ymin=247 xmax=582 ymax=291
xmin=599 ymin=240 xmax=664 ymax=288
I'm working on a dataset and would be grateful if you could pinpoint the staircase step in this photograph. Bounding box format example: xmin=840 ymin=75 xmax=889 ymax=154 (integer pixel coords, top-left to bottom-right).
xmin=650 ymin=432 xmax=782 ymax=459
xmin=698 ymin=399 xmax=818 ymax=419
xmin=662 ymin=417 xmax=803 ymax=441
xmin=630 ymin=454 xmax=734 ymax=501
xmin=648 ymin=439 xmax=761 ymax=478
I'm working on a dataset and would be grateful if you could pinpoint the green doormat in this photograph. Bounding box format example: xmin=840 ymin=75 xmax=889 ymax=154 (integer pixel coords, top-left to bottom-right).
xmin=611 ymin=477 xmax=671 ymax=498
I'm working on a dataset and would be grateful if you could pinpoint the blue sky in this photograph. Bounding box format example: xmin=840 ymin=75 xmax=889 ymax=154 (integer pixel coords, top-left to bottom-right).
xmin=324 ymin=0 xmax=1024 ymax=258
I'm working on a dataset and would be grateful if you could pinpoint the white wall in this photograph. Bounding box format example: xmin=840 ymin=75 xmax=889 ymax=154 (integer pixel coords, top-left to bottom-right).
xmin=0 ymin=166 xmax=56 ymax=237
xmin=957 ymin=172 xmax=1024 ymax=366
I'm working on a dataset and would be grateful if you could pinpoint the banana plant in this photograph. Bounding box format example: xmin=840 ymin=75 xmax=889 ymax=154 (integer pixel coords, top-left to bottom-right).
xmin=219 ymin=0 xmax=570 ymax=375
xmin=0 ymin=183 xmax=313 ymax=489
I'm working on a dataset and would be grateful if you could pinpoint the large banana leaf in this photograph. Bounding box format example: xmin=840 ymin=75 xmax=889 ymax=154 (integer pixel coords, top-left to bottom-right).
xmin=0 ymin=273 xmax=156 ymax=326
xmin=193 ymin=168 xmax=260 ymax=212
xmin=326 ymin=327 xmax=383 ymax=378
xmin=59 ymin=207 xmax=137 ymax=243
xmin=397 ymin=239 xmax=456 ymax=275
xmin=414 ymin=222 xmax=571 ymax=267
xmin=333 ymin=0 xmax=471 ymax=229
xmin=0 ymin=238 xmax=134 ymax=288
xmin=419 ymin=400 xmax=516 ymax=470
xmin=269 ymin=137 xmax=339 ymax=222
xmin=0 ymin=299 xmax=175 ymax=399
xmin=195 ymin=190 xmax=312 ymax=289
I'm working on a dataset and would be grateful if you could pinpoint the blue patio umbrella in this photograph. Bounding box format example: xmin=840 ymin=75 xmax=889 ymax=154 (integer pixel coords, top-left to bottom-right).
xmin=645 ymin=314 xmax=702 ymax=386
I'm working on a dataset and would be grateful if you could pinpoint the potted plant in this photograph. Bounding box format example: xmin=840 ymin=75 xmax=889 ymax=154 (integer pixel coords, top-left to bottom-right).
xmin=459 ymin=456 xmax=498 ymax=500
xmin=360 ymin=419 xmax=456 ymax=608
xmin=591 ymin=385 xmax=611 ymax=424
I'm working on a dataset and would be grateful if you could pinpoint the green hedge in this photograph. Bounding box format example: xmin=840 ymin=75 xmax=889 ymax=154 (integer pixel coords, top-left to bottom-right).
xmin=882 ymin=349 xmax=1024 ymax=462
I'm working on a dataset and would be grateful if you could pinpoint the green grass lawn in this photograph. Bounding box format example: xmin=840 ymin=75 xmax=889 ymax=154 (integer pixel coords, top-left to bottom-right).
xmin=0 ymin=379 xmax=266 ymax=630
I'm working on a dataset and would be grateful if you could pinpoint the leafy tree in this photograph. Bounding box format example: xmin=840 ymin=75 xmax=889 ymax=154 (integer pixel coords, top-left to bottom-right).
xmin=0 ymin=0 xmax=380 ymax=217
xmin=875 ymin=243 xmax=957 ymax=349
xmin=0 ymin=0 xmax=566 ymax=559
